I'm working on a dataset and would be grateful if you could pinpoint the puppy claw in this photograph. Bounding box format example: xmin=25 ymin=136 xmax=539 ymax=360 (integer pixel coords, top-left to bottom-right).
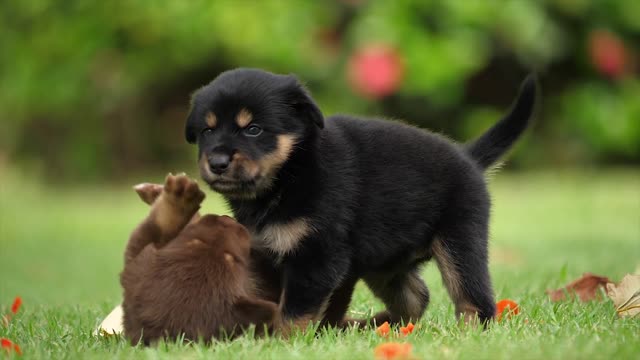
xmin=133 ymin=183 xmax=147 ymax=191
xmin=162 ymin=174 xmax=206 ymax=212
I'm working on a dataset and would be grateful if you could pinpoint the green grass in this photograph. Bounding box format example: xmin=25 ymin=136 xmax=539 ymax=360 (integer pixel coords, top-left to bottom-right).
xmin=1 ymin=168 xmax=639 ymax=359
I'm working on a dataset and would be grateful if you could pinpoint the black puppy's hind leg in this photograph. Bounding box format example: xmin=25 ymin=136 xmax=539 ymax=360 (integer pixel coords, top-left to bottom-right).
xmin=363 ymin=268 xmax=430 ymax=326
xmin=432 ymin=221 xmax=496 ymax=324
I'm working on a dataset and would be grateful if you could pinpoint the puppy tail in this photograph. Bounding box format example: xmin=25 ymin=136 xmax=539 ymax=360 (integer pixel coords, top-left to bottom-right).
xmin=464 ymin=74 xmax=539 ymax=170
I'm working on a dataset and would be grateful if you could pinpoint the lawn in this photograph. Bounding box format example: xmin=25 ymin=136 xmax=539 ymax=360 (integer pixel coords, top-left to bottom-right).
xmin=1 ymin=168 xmax=639 ymax=359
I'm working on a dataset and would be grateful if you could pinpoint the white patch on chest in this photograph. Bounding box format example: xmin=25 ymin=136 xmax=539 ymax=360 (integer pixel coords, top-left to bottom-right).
xmin=253 ymin=218 xmax=315 ymax=256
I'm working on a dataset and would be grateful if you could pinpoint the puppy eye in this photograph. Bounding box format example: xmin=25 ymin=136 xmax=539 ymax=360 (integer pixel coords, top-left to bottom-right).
xmin=243 ymin=125 xmax=262 ymax=137
xmin=201 ymin=128 xmax=214 ymax=137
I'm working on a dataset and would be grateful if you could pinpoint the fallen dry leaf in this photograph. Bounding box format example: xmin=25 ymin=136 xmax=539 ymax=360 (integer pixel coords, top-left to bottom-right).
xmin=606 ymin=274 xmax=640 ymax=317
xmin=374 ymin=342 xmax=412 ymax=360
xmin=547 ymin=273 xmax=610 ymax=302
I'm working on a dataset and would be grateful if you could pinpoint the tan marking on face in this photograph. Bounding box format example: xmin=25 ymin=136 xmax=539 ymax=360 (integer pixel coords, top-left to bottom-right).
xmin=257 ymin=135 xmax=297 ymax=178
xmin=255 ymin=217 xmax=314 ymax=256
xmin=232 ymin=152 xmax=260 ymax=178
xmin=199 ymin=153 xmax=215 ymax=181
xmin=205 ymin=112 xmax=217 ymax=128
xmin=235 ymin=108 xmax=253 ymax=128
xmin=224 ymin=252 xmax=234 ymax=263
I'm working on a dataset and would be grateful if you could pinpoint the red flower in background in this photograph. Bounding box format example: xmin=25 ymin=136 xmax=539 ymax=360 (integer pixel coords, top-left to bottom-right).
xmin=11 ymin=297 xmax=22 ymax=315
xmin=2 ymin=297 xmax=24 ymax=356
xmin=588 ymin=29 xmax=629 ymax=79
xmin=1 ymin=338 xmax=22 ymax=356
xmin=347 ymin=44 xmax=404 ymax=99
xmin=374 ymin=342 xmax=413 ymax=360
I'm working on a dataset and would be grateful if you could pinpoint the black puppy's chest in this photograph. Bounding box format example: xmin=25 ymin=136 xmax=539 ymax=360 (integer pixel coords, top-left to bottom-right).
xmin=232 ymin=200 xmax=302 ymax=261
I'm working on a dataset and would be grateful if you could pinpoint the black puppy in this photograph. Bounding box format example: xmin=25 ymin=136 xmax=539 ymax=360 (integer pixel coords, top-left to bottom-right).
xmin=185 ymin=68 xmax=537 ymax=327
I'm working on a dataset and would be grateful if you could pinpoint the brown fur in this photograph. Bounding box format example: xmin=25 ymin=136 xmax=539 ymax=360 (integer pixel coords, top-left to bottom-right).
xmin=121 ymin=175 xmax=280 ymax=345
xmin=432 ymin=238 xmax=480 ymax=321
xmin=255 ymin=134 xmax=296 ymax=180
xmin=358 ymin=269 xmax=429 ymax=326
xmin=231 ymin=152 xmax=260 ymax=179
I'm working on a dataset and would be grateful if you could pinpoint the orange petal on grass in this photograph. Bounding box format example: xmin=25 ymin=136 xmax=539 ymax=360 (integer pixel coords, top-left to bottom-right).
xmin=11 ymin=297 xmax=22 ymax=314
xmin=400 ymin=322 xmax=414 ymax=336
xmin=374 ymin=342 xmax=412 ymax=360
xmin=496 ymin=299 xmax=520 ymax=321
xmin=376 ymin=321 xmax=391 ymax=337
xmin=1 ymin=338 xmax=22 ymax=356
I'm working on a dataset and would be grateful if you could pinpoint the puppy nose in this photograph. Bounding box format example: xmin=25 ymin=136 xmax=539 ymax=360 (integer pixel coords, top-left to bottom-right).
xmin=208 ymin=153 xmax=231 ymax=175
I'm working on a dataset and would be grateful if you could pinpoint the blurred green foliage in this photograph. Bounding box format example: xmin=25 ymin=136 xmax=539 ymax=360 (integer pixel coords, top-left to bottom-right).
xmin=1 ymin=0 xmax=638 ymax=180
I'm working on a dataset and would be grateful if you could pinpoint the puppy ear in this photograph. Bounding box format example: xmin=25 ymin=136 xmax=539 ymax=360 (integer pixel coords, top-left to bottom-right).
xmin=185 ymin=108 xmax=198 ymax=144
xmin=233 ymin=296 xmax=279 ymax=329
xmin=297 ymin=91 xmax=324 ymax=129
xmin=288 ymin=77 xmax=324 ymax=129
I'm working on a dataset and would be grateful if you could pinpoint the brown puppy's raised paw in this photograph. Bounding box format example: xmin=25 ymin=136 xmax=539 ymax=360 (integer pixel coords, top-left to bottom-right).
xmin=162 ymin=173 xmax=206 ymax=215
xmin=150 ymin=174 xmax=206 ymax=239
xmin=133 ymin=183 xmax=164 ymax=205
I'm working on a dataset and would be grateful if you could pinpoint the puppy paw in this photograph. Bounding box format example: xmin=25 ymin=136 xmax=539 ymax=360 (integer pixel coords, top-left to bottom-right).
xmin=133 ymin=183 xmax=164 ymax=205
xmin=162 ymin=173 xmax=206 ymax=214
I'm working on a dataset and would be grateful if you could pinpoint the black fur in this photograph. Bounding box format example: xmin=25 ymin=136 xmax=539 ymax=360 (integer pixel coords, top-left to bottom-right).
xmin=465 ymin=75 xmax=538 ymax=169
xmin=185 ymin=68 xmax=538 ymax=326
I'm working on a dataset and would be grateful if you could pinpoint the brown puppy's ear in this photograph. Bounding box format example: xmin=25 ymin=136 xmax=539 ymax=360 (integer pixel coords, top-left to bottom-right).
xmin=233 ymin=296 xmax=279 ymax=329
xmin=133 ymin=183 xmax=163 ymax=205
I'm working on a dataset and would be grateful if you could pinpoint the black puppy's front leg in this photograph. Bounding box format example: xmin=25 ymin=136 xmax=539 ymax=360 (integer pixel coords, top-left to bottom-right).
xmin=279 ymin=240 xmax=350 ymax=330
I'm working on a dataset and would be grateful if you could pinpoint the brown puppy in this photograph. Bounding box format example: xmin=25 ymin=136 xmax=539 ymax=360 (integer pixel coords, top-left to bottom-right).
xmin=133 ymin=182 xmax=283 ymax=307
xmin=120 ymin=174 xmax=279 ymax=345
